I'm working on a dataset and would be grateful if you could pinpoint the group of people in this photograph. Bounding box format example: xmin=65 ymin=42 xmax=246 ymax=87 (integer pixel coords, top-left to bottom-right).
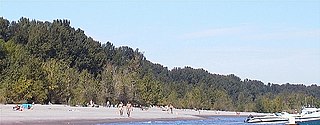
xmin=13 ymin=104 xmax=33 ymax=111
xmin=88 ymin=100 xmax=173 ymax=117
xmin=118 ymin=102 xmax=132 ymax=117
xmin=162 ymin=104 xmax=174 ymax=114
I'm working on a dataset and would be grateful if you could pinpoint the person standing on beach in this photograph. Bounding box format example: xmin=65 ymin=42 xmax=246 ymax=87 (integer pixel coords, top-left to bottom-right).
xmin=118 ymin=102 xmax=124 ymax=116
xmin=107 ymin=101 xmax=110 ymax=108
xmin=126 ymin=102 xmax=132 ymax=117
xmin=90 ymin=100 xmax=94 ymax=107
xmin=169 ymin=104 xmax=174 ymax=114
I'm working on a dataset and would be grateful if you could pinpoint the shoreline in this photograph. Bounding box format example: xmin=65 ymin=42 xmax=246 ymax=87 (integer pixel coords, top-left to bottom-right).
xmin=2 ymin=117 xmax=203 ymax=125
xmin=0 ymin=104 xmax=266 ymax=125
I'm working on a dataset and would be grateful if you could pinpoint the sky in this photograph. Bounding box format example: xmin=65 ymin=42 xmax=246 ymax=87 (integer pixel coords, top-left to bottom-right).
xmin=1 ymin=0 xmax=320 ymax=85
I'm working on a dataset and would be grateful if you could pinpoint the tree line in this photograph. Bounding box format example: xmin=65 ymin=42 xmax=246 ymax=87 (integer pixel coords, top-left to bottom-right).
xmin=0 ymin=17 xmax=319 ymax=113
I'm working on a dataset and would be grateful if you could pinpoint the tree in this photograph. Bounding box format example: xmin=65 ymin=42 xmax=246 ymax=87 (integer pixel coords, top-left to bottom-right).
xmin=0 ymin=17 xmax=10 ymax=41
xmin=136 ymin=72 xmax=163 ymax=106
xmin=1 ymin=17 xmax=319 ymax=113
xmin=183 ymin=87 xmax=203 ymax=109
xmin=212 ymin=89 xmax=233 ymax=111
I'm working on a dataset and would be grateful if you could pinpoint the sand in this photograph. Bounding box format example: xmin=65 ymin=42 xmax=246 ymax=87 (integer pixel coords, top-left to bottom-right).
xmin=0 ymin=104 xmax=267 ymax=125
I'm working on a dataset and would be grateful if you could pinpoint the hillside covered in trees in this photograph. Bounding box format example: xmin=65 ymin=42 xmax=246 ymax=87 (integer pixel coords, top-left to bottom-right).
xmin=0 ymin=17 xmax=319 ymax=113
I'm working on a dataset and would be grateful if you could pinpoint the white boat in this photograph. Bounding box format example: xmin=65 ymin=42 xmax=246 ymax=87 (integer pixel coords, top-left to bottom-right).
xmin=245 ymin=112 xmax=296 ymax=124
xmin=245 ymin=108 xmax=320 ymax=124
xmin=296 ymin=107 xmax=320 ymax=123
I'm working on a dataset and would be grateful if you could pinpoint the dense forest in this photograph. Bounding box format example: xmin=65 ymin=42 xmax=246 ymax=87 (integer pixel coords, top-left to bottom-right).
xmin=0 ymin=17 xmax=319 ymax=113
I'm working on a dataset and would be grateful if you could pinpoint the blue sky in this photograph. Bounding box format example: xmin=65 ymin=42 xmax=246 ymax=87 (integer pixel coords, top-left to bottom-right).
xmin=1 ymin=0 xmax=320 ymax=85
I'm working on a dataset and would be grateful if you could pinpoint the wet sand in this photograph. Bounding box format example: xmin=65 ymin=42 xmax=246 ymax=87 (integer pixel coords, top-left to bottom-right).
xmin=0 ymin=104 xmax=266 ymax=125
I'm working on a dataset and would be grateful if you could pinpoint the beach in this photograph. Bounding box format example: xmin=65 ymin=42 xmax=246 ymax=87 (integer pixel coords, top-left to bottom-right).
xmin=0 ymin=104 xmax=266 ymax=125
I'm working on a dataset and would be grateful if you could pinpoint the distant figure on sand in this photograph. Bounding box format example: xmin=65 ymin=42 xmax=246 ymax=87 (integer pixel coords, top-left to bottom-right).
xmin=13 ymin=105 xmax=22 ymax=111
xmin=89 ymin=100 xmax=94 ymax=107
xmin=118 ymin=102 xmax=124 ymax=116
xmin=169 ymin=104 xmax=174 ymax=114
xmin=107 ymin=101 xmax=110 ymax=108
xmin=13 ymin=104 xmax=33 ymax=111
xmin=126 ymin=102 xmax=132 ymax=117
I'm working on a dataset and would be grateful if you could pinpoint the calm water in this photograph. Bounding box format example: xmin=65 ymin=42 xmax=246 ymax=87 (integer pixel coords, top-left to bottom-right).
xmin=99 ymin=116 xmax=320 ymax=125
xmin=99 ymin=116 xmax=283 ymax=125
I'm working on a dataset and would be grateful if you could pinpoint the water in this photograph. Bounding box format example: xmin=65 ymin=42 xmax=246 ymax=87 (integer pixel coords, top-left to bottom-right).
xmin=99 ymin=116 xmax=320 ymax=125
xmin=99 ymin=116 xmax=283 ymax=125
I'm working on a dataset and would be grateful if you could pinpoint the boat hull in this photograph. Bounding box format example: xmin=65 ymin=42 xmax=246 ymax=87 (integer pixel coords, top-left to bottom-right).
xmin=245 ymin=117 xmax=289 ymax=124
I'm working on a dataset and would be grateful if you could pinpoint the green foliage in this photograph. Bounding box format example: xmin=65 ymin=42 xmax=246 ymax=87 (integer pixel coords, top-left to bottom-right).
xmin=0 ymin=17 xmax=10 ymax=41
xmin=0 ymin=17 xmax=319 ymax=113
xmin=212 ymin=89 xmax=233 ymax=111
xmin=136 ymin=73 xmax=163 ymax=106
xmin=183 ymin=87 xmax=203 ymax=109
xmin=0 ymin=39 xmax=46 ymax=103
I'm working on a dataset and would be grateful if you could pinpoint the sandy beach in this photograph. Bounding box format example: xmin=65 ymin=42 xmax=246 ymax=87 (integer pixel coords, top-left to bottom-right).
xmin=0 ymin=104 xmax=266 ymax=125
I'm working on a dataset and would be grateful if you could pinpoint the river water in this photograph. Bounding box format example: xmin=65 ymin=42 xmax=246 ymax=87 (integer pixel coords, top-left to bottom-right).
xmin=100 ymin=116 xmax=320 ymax=125
xmin=100 ymin=116 xmax=283 ymax=125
